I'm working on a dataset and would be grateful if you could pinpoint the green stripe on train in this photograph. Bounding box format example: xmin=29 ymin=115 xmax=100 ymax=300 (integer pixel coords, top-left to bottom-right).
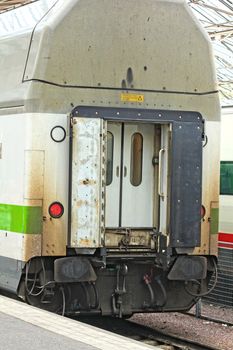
xmin=0 ymin=204 xmax=42 ymax=234
xmin=210 ymin=207 xmax=219 ymax=235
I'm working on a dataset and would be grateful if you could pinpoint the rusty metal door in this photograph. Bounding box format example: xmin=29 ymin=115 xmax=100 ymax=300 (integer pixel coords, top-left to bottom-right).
xmin=70 ymin=117 xmax=106 ymax=247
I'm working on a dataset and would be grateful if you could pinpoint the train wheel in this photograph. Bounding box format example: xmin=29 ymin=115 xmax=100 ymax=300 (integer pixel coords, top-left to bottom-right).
xmin=23 ymin=258 xmax=65 ymax=314
xmin=25 ymin=283 xmax=64 ymax=313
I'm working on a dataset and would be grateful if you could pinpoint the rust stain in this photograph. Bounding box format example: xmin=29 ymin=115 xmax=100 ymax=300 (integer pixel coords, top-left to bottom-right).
xmin=79 ymin=179 xmax=97 ymax=185
xmin=76 ymin=200 xmax=88 ymax=207
xmin=23 ymin=234 xmax=41 ymax=261
xmin=105 ymin=230 xmax=151 ymax=248
xmin=79 ymin=238 xmax=93 ymax=246
xmin=75 ymin=199 xmax=99 ymax=208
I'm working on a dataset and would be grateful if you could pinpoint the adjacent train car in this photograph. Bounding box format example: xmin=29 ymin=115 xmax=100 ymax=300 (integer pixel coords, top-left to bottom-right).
xmin=0 ymin=0 xmax=220 ymax=317
xmin=206 ymin=107 xmax=233 ymax=307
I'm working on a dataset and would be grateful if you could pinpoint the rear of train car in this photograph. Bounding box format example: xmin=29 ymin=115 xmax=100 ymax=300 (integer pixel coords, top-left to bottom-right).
xmin=0 ymin=0 xmax=220 ymax=316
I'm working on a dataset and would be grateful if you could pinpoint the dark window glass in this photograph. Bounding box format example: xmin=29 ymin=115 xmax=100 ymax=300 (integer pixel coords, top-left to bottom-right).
xmin=106 ymin=132 xmax=114 ymax=186
xmin=220 ymin=161 xmax=233 ymax=195
xmin=130 ymin=133 xmax=143 ymax=186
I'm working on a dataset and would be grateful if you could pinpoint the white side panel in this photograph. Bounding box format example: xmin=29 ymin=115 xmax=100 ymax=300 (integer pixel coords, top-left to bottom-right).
xmin=0 ymin=231 xmax=41 ymax=262
xmin=0 ymin=114 xmax=27 ymax=204
xmin=0 ymin=112 xmax=69 ymax=258
xmin=71 ymin=118 xmax=103 ymax=247
xmin=24 ymin=150 xmax=45 ymax=200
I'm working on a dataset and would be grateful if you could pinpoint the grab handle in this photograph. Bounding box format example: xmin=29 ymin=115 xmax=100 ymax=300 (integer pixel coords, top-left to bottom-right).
xmin=158 ymin=149 xmax=165 ymax=197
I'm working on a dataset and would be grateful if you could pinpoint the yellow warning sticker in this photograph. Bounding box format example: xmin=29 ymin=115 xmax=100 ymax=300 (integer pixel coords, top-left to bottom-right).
xmin=121 ymin=93 xmax=144 ymax=103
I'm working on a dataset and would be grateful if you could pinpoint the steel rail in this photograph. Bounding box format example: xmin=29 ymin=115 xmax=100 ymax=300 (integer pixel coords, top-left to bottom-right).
xmin=185 ymin=312 xmax=233 ymax=327
xmin=76 ymin=316 xmax=219 ymax=350
xmin=127 ymin=319 xmax=219 ymax=350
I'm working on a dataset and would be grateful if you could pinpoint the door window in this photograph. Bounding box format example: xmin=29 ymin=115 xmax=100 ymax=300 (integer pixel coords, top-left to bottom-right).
xmin=130 ymin=132 xmax=143 ymax=186
xmin=106 ymin=131 xmax=114 ymax=186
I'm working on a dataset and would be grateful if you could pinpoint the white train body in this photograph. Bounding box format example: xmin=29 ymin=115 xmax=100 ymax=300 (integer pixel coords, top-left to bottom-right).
xmin=220 ymin=107 xmax=233 ymax=240
xmin=0 ymin=0 xmax=220 ymax=316
xmin=205 ymin=107 xmax=233 ymax=307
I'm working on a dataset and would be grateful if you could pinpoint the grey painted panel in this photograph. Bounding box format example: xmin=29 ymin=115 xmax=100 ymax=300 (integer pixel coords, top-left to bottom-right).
xmin=72 ymin=106 xmax=202 ymax=123
xmin=170 ymin=121 xmax=203 ymax=248
xmin=0 ymin=256 xmax=24 ymax=293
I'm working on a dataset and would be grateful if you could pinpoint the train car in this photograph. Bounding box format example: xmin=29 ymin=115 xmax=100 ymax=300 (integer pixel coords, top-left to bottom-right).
xmin=0 ymin=0 xmax=220 ymax=317
xmin=205 ymin=107 xmax=233 ymax=307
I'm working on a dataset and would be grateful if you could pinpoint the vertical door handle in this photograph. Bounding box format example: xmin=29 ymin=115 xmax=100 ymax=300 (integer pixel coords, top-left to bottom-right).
xmin=124 ymin=166 xmax=127 ymax=177
xmin=116 ymin=166 xmax=120 ymax=177
xmin=158 ymin=149 xmax=165 ymax=197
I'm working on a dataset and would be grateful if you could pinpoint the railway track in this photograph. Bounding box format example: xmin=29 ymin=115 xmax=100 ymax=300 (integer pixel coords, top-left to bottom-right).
xmin=2 ymin=291 xmax=231 ymax=349
xmin=77 ymin=316 xmax=218 ymax=350
xmin=185 ymin=312 xmax=233 ymax=327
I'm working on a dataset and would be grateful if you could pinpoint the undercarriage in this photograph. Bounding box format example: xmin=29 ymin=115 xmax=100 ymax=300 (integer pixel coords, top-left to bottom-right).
xmin=19 ymin=252 xmax=217 ymax=317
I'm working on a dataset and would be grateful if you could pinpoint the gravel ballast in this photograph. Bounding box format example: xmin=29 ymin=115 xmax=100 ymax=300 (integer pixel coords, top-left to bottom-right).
xmin=131 ymin=302 xmax=233 ymax=350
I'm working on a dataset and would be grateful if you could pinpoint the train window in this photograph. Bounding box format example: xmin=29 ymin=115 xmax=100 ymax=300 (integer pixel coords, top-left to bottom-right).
xmin=130 ymin=133 xmax=143 ymax=186
xmin=220 ymin=161 xmax=233 ymax=195
xmin=106 ymin=132 xmax=114 ymax=186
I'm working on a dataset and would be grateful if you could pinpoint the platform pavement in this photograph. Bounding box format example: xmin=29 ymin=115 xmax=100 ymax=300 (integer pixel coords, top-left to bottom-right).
xmin=0 ymin=296 xmax=164 ymax=350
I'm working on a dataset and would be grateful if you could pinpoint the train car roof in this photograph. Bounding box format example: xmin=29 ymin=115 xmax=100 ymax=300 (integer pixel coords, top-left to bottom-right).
xmin=0 ymin=0 xmax=220 ymax=120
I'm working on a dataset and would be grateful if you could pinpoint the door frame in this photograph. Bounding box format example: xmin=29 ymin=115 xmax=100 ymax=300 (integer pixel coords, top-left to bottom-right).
xmin=106 ymin=121 xmax=156 ymax=228
xmin=70 ymin=106 xmax=204 ymax=249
